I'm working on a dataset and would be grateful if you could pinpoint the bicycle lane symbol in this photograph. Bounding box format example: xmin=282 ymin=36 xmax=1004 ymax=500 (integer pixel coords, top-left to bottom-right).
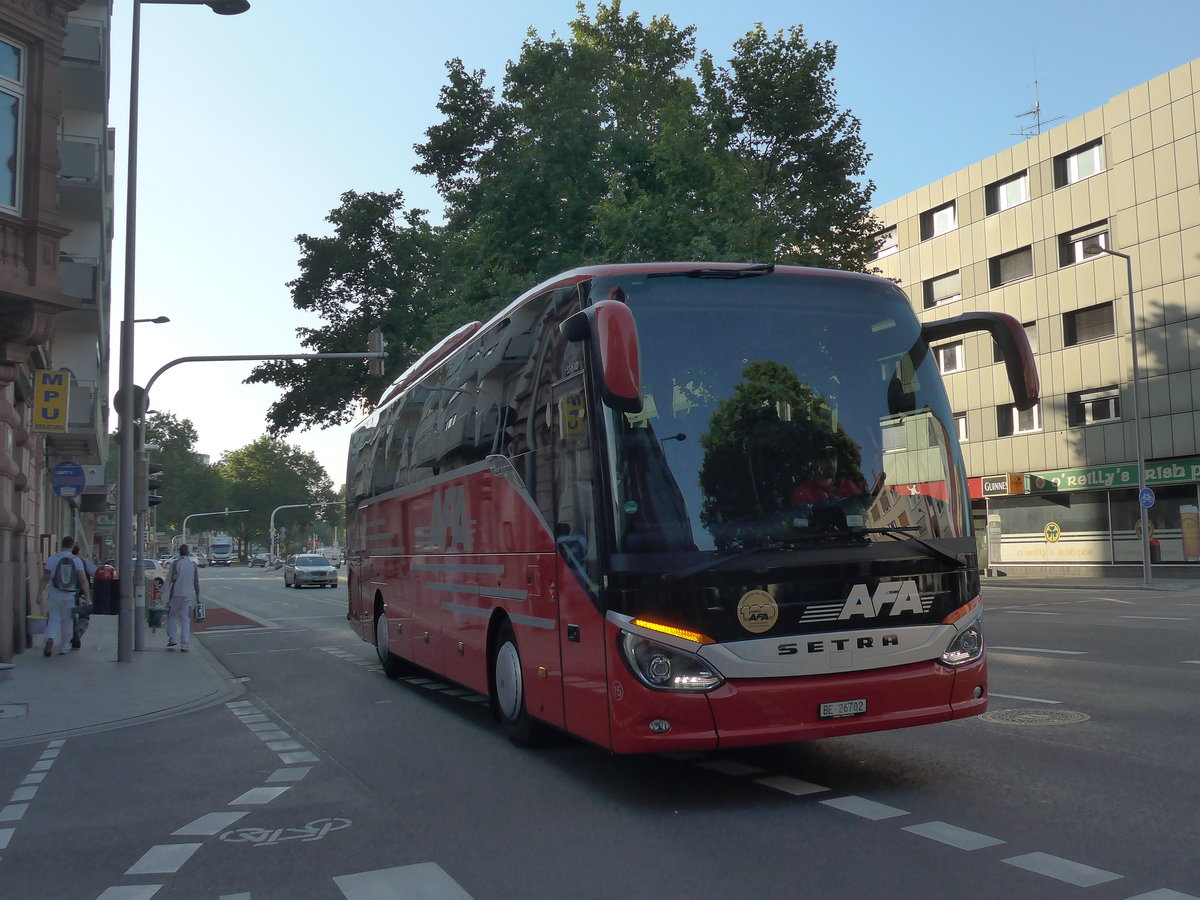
xmin=220 ymin=817 xmax=351 ymax=847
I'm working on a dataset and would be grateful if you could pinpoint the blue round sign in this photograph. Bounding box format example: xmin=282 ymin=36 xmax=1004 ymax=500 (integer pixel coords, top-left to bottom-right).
xmin=51 ymin=462 xmax=86 ymax=498
xmin=1139 ymin=487 xmax=1156 ymax=509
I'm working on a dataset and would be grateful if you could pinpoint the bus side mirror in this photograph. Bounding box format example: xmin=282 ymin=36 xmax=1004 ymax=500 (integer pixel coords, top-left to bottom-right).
xmin=922 ymin=311 xmax=1040 ymax=411
xmin=561 ymin=299 xmax=643 ymax=413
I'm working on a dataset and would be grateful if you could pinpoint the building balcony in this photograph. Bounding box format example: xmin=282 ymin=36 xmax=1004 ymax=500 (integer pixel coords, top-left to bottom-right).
xmin=57 ymin=134 xmax=105 ymax=221
xmin=61 ymin=19 xmax=106 ymax=112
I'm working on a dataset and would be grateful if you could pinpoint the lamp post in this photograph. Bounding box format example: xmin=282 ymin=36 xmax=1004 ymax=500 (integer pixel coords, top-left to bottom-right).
xmin=1083 ymin=242 xmax=1151 ymax=584
xmin=117 ymin=0 xmax=250 ymax=662
xmin=270 ymin=501 xmax=337 ymax=563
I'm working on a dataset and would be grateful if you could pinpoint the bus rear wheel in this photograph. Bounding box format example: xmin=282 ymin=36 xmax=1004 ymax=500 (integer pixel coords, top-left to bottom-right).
xmin=374 ymin=608 xmax=405 ymax=679
xmin=492 ymin=620 xmax=541 ymax=746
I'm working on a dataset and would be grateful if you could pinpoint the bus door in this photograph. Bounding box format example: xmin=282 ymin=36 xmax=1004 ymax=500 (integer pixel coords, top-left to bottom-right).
xmin=549 ymin=369 xmax=612 ymax=747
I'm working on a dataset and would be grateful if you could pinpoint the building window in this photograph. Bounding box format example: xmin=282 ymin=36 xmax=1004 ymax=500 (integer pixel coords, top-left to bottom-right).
xmin=997 ymin=402 xmax=1041 ymax=436
xmin=989 ymin=246 xmax=1033 ymax=287
xmin=994 ymin=321 xmax=1038 ymax=362
xmin=881 ymin=419 xmax=906 ymax=453
xmin=953 ymin=412 xmax=968 ymax=443
xmin=1064 ymin=302 xmax=1115 ymax=346
xmin=923 ymin=270 xmax=961 ymax=308
xmin=920 ymin=202 xmax=956 ymax=240
xmin=873 ymin=227 xmax=898 ymax=259
xmin=935 ymin=341 xmax=965 ymax=374
xmin=1059 ymin=221 xmax=1109 ymax=266
xmin=985 ymin=171 xmax=1029 ymax=214
xmin=0 ymin=37 xmax=24 ymax=212
xmin=1055 ymin=140 xmax=1105 ymax=188
xmin=1068 ymin=386 xmax=1121 ymax=426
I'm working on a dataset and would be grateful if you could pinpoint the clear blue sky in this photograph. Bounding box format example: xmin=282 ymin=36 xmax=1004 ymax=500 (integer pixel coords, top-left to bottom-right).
xmin=108 ymin=0 xmax=1200 ymax=486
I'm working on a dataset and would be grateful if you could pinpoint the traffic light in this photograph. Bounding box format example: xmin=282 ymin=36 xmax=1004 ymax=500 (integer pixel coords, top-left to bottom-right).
xmin=134 ymin=450 xmax=165 ymax=511
xmin=368 ymin=327 xmax=386 ymax=378
xmin=147 ymin=462 xmax=164 ymax=508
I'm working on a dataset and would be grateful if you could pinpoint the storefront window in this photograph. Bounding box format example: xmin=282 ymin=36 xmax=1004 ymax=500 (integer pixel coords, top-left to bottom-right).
xmin=1113 ymin=485 xmax=1200 ymax=564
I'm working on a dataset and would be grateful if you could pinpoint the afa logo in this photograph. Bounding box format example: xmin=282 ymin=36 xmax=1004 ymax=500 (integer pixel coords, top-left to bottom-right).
xmin=737 ymin=589 xmax=778 ymax=634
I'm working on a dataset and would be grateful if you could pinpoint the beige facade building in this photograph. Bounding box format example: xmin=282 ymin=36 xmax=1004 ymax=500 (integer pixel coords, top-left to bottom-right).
xmin=872 ymin=58 xmax=1200 ymax=575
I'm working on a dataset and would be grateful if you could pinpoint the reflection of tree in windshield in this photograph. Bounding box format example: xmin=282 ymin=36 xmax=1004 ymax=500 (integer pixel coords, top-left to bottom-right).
xmin=699 ymin=360 xmax=863 ymax=549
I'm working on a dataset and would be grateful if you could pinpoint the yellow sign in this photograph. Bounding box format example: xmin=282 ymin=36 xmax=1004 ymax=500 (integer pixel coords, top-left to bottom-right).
xmin=1044 ymin=522 xmax=1062 ymax=543
xmin=559 ymin=392 xmax=585 ymax=439
xmin=1132 ymin=519 xmax=1156 ymax=540
xmin=33 ymin=370 xmax=70 ymax=433
xmin=1007 ymin=473 xmax=1026 ymax=494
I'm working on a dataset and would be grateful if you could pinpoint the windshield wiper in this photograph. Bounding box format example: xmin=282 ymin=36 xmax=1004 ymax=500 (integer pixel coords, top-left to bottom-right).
xmin=853 ymin=527 xmax=968 ymax=569
xmin=648 ymin=263 xmax=775 ymax=280
xmin=661 ymin=539 xmax=807 ymax=584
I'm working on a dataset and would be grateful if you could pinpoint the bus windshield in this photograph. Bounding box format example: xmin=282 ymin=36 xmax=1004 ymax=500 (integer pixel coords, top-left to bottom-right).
xmin=595 ymin=271 xmax=969 ymax=561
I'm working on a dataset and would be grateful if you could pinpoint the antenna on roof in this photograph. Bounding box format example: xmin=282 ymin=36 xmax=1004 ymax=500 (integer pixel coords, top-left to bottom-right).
xmin=1014 ymin=76 xmax=1064 ymax=138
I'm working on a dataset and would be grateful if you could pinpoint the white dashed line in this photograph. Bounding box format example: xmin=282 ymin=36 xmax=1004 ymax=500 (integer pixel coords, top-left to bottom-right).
xmin=0 ymin=804 xmax=28 ymax=822
xmin=266 ymin=767 xmax=312 ymax=783
xmin=1002 ymin=851 xmax=1122 ymax=886
xmin=989 ymin=646 xmax=1088 ymax=655
xmin=1119 ymin=616 xmax=1192 ymax=621
xmin=820 ymin=796 xmax=908 ymax=820
xmin=96 ymin=887 xmax=163 ymax=899
xmin=754 ymin=775 xmax=829 ymax=796
xmin=696 ymin=759 xmax=765 ymax=777
xmin=173 ymin=811 xmax=250 ymax=836
xmin=1001 ymin=610 xmax=1062 ymax=615
xmin=333 ymin=862 xmax=475 ymax=900
xmin=124 ymin=843 xmax=203 ymax=875
xmin=1124 ymin=889 xmax=1200 ymax=899
xmin=9 ymin=786 xmax=36 ymax=802
xmin=277 ymin=750 xmax=319 ymax=764
xmin=989 ymin=693 xmax=1062 ymax=705
xmin=229 ymin=786 xmax=291 ymax=805
xmin=902 ymin=820 xmax=1005 ymax=850
xmin=0 ymin=827 xmax=13 ymax=850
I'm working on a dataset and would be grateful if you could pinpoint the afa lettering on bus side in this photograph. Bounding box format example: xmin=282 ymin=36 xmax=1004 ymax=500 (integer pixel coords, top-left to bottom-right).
xmin=416 ymin=485 xmax=476 ymax=552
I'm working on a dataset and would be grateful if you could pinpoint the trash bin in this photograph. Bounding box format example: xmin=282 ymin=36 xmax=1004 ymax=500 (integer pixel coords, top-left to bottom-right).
xmin=92 ymin=565 xmax=117 ymax=615
xmin=1149 ymin=538 xmax=1161 ymax=564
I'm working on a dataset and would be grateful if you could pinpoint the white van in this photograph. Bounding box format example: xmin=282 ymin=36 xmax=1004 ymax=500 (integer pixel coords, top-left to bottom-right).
xmin=320 ymin=547 xmax=343 ymax=568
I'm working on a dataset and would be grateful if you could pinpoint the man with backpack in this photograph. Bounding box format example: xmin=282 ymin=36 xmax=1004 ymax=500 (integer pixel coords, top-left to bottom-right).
xmin=40 ymin=535 xmax=89 ymax=657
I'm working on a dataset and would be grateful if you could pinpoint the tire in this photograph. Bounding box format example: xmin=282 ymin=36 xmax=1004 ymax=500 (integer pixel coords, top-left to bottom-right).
xmin=491 ymin=620 xmax=543 ymax=746
xmin=374 ymin=607 xmax=405 ymax=679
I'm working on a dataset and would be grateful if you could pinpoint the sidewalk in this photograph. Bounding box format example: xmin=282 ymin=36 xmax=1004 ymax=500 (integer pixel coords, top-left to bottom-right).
xmin=0 ymin=612 xmax=244 ymax=749
xmin=982 ymin=574 xmax=1200 ymax=592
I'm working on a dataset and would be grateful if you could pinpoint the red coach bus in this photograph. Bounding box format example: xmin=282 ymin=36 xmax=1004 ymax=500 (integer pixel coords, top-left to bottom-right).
xmin=346 ymin=263 xmax=1038 ymax=753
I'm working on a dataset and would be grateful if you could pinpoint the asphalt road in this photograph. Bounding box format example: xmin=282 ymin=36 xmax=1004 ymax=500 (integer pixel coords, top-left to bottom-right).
xmin=3 ymin=569 xmax=1197 ymax=899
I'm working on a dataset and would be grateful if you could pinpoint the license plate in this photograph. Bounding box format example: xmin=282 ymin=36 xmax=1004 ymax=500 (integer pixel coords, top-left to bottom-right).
xmin=819 ymin=698 xmax=867 ymax=719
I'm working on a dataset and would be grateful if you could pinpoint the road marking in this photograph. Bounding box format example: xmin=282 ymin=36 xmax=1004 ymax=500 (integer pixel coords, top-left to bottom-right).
xmin=0 ymin=804 xmax=28 ymax=822
xmin=0 ymin=827 xmax=13 ymax=849
xmin=821 ymin=796 xmax=908 ymax=820
xmin=697 ymin=759 xmax=764 ymax=777
xmin=278 ymin=751 xmax=319 ymax=764
xmin=1001 ymin=610 xmax=1062 ymax=616
xmin=254 ymin=730 xmax=292 ymax=741
xmin=333 ymin=862 xmax=475 ymax=900
xmin=96 ymin=887 xmax=163 ymax=900
xmin=229 ymin=786 xmax=291 ymax=805
xmin=266 ymin=740 xmax=304 ymax=752
xmin=266 ymin=767 xmax=311 ymax=783
xmin=990 ymin=693 xmax=1062 ymax=705
xmin=9 ymin=786 xmax=36 ymax=802
xmin=1002 ymin=851 xmax=1121 ymax=886
xmin=244 ymin=722 xmax=283 ymax=733
xmin=755 ymin=775 xmax=828 ymax=796
xmin=1183 ymin=660 xmax=1200 ymax=665
xmin=989 ymin=646 xmax=1087 ymax=655
xmin=1118 ymin=616 xmax=1192 ymax=621
xmin=902 ymin=821 xmax=1005 ymax=850
xmin=21 ymin=773 xmax=45 ymax=785
xmin=236 ymin=714 xmax=271 ymax=724
xmin=125 ymin=843 xmax=203 ymax=874
xmin=173 ymin=811 xmax=250 ymax=836
xmin=1124 ymin=890 xmax=1200 ymax=899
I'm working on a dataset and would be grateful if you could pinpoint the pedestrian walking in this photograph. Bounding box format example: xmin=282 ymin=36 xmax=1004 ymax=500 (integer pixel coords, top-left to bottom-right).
xmin=71 ymin=543 xmax=98 ymax=649
xmin=167 ymin=543 xmax=201 ymax=652
xmin=39 ymin=536 xmax=89 ymax=657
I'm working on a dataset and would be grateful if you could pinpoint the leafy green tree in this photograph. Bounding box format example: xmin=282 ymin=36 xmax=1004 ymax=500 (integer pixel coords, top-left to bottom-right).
xmin=216 ymin=438 xmax=338 ymax=557
xmin=143 ymin=412 xmax=226 ymax=546
xmin=253 ymin=2 xmax=879 ymax=434
xmin=244 ymin=190 xmax=441 ymax=434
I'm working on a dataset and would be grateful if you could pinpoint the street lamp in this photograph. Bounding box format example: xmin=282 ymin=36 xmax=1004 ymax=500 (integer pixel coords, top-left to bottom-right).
xmin=117 ymin=0 xmax=250 ymax=662
xmin=1083 ymin=242 xmax=1151 ymax=585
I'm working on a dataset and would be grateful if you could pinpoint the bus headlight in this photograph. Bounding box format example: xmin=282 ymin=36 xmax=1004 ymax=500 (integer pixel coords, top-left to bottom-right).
xmin=941 ymin=623 xmax=984 ymax=667
xmin=619 ymin=632 xmax=724 ymax=692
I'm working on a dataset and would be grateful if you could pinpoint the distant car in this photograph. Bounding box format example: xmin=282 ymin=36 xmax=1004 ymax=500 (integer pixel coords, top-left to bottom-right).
xmin=192 ymin=553 xmax=208 ymax=568
xmin=248 ymin=553 xmax=269 ymax=568
xmin=283 ymin=554 xmax=338 ymax=588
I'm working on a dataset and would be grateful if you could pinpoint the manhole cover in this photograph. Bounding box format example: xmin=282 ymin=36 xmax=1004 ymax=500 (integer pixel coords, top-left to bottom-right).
xmin=979 ymin=709 xmax=1090 ymax=726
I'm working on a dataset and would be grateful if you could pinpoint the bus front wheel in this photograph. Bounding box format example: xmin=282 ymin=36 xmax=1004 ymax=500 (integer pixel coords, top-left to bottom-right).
xmin=492 ymin=620 xmax=540 ymax=746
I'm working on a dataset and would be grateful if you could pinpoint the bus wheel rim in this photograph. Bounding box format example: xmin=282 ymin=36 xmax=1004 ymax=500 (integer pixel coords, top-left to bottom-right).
xmin=375 ymin=613 xmax=388 ymax=662
xmin=495 ymin=641 xmax=522 ymax=720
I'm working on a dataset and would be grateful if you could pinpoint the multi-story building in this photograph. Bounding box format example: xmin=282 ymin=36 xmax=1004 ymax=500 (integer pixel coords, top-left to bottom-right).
xmin=0 ymin=0 xmax=113 ymax=662
xmin=872 ymin=58 xmax=1200 ymax=576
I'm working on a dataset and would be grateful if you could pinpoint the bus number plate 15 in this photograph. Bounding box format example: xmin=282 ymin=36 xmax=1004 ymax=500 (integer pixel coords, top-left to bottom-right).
xmin=819 ymin=698 xmax=867 ymax=719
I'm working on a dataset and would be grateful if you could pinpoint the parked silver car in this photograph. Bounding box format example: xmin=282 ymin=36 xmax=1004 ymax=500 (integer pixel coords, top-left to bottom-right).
xmin=283 ymin=554 xmax=338 ymax=589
